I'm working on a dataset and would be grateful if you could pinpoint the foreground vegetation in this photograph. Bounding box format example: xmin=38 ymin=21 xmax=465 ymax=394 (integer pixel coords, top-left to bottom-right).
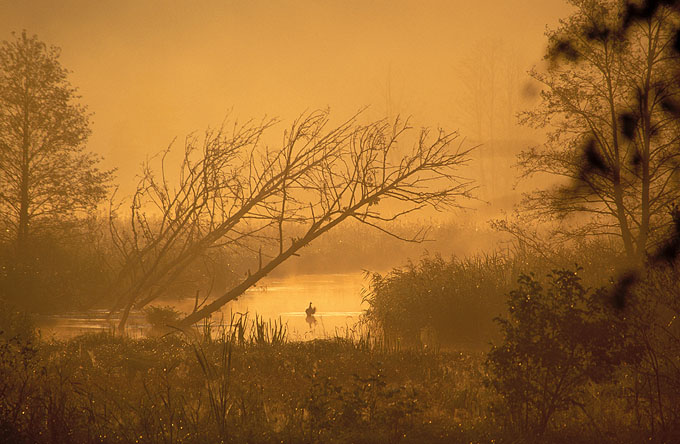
xmin=0 ymin=320 xmax=488 ymax=444
xmin=365 ymin=251 xmax=680 ymax=442
xmin=2 ymin=260 xmax=679 ymax=444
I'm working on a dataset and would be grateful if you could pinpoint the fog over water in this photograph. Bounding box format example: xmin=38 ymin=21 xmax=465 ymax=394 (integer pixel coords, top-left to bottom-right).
xmin=3 ymin=0 xmax=579 ymax=339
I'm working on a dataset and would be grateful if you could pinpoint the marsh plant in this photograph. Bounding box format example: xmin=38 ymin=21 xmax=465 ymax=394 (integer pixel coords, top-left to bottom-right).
xmin=363 ymin=254 xmax=512 ymax=350
xmin=0 ymin=324 xmax=490 ymax=443
xmin=3 ymin=263 xmax=680 ymax=443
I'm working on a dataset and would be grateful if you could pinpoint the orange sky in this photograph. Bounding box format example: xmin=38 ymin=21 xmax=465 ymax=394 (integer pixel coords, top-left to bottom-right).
xmin=1 ymin=0 xmax=574 ymax=195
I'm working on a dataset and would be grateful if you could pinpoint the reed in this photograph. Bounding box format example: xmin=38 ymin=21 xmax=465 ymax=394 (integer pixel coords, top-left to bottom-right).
xmin=1 ymin=293 xmax=673 ymax=443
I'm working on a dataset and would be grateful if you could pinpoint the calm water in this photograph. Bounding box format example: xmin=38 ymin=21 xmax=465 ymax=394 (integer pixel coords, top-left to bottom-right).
xmin=37 ymin=273 xmax=370 ymax=341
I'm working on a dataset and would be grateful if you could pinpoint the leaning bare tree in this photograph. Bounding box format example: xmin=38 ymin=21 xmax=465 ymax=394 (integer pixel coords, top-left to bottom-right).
xmin=107 ymin=109 xmax=474 ymax=331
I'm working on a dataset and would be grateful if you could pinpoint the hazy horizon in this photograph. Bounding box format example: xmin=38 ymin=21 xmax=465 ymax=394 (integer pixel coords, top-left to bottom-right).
xmin=1 ymin=0 xmax=574 ymax=206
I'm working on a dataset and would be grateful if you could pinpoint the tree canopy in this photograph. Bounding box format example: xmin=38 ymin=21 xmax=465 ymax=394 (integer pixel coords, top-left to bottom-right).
xmin=518 ymin=0 xmax=680 ymax=261
xmin=0 ymin=31 xmax=113 ymax=250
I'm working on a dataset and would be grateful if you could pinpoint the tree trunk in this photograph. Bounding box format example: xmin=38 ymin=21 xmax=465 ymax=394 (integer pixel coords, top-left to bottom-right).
xmin=17 ymin=102 xmax=30 ymax=255
xmin=635 ymin=19 xmax=657 ymax=261
xmin=604 ymin=61 xmax=636 ymax=259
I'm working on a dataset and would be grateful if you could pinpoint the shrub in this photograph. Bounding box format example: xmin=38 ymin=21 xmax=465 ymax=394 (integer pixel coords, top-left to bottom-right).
xmin=485 ymin=268 xmax=639 ymax=436
xmin=143 ymin=305 xmax=184 ymax=330
xmin=0 ymin=299 xmax=36 ymax=345
xmin=623 ymin=265 xmax=680 ymax=438
xmin=0 ymin=300 xmax=38 ymax=442
xmin=0 ymin=227 xmax=113 ymax=313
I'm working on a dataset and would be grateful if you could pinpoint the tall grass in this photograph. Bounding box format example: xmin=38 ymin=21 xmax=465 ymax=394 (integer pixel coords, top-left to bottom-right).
xmin=2 ymin=251 xmax=676 ymax=443
xmin=0 ymin=319 xmax=495 ymax=444
xmin=0 ymin=318 xmax=665 ymax=444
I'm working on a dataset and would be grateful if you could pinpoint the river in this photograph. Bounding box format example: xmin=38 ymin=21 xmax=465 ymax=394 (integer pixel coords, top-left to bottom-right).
xmin=37 ymin=272 xmax=371 ymax=341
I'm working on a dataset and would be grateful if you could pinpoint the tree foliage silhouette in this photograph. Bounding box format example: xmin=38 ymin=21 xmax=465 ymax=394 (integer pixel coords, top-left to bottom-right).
xmin=519 ymin=0 xmax=680 ymax=261
xmin=0 ymin=31 xmax=112 ymax=251
xmin=486 ymin=269 xmax=638 ymax=435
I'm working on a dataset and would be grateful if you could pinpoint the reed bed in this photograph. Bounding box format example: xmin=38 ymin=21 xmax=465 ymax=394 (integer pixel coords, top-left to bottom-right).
xmin=0 ymin=310 xmax=663 ymax=444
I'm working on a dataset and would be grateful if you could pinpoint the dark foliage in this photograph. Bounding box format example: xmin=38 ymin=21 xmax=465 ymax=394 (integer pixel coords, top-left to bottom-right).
xmin=545 ymin=0 xmax=680 ymax=304
xmin=364 ymin=254 xmax=511 ymax=350
xmin=0 ymin=229 xmax=113 ymax=313
xmin=0 ymin=328 xmax=491 ymax=444
xmin=622 ymin=265 xmax=680 ymax=437
xmin=486 ymin=269 xmax=640 ymax=436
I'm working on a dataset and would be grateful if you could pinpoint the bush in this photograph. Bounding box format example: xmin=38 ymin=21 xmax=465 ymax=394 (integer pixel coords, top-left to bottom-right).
xmin=364 ymin=254 xmax=511 ymax=350
xmin=0 ymin=300 xmax=38 ymax=441
xmin=143 ymin=305 xmax=184 ymax=330
xmin=0 ymin=331 xmax=488 ymax=444
xmin=0 ymin=227 xmax=113 ymax=313
xmin=623 ymin=265 xmax=680 ymax=438
xmin=485 ymin=268 xmax=639 ymax=436
xmin=0 ymin=299 xmax=36 ymax=345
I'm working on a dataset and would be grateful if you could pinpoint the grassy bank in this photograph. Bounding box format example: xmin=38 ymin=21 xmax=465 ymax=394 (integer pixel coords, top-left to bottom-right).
xmin=2 ymin=330 xmax=490 ymax=444
xmin=0 ymin=322 xmax=669 ymax=444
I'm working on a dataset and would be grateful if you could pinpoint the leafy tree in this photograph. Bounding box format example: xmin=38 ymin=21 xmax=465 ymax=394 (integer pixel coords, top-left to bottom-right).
xmin=0 ymin=31 xmax=113 ymax=251
xmin=518 ymin=0 xmax=680 ymax=261
xmin=485 ymin=269 xmax=638 ymax=436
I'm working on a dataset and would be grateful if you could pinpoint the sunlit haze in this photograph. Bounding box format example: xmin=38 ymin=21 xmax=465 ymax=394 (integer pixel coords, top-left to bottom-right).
xmin=1 ymin=0 xmax=573 ymax=200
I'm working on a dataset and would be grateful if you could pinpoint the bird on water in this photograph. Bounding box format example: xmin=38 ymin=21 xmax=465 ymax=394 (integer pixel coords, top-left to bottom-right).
xmin=305 ymin=302 xmax=317 ymax=328
xmin=305 ymin=302 xmax=316 ymax=317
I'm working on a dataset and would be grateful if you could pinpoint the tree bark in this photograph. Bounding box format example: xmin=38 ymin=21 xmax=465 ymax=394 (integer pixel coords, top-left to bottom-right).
xmin=18 ymin=96 xmax=30 ymax=255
